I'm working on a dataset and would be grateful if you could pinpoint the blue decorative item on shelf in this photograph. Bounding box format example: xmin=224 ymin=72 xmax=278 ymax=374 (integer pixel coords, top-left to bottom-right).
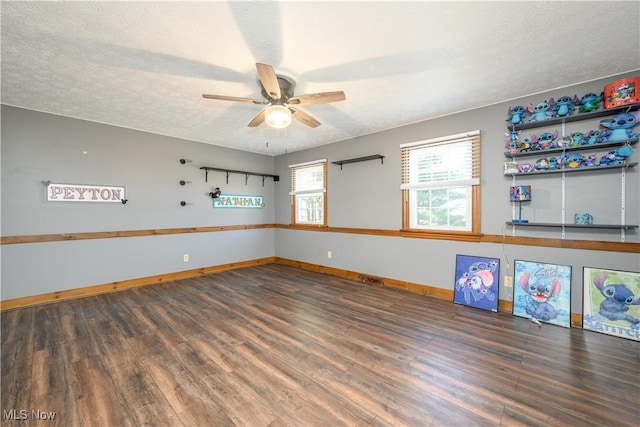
xmin=552 ymin=95 xmax=578 ymax=117
xmin=527 ymin=99 xmax=554 ymax=122
xmin=531 ymin=131 xmax=558 ymax=150
xmin=519 ymin=138 xmax=533 ymax=152
xmin=565 ymin=153 xmax=585 ymax=169
xmin=510 ymin=185 xmax=531 ymax=224
xmin=577 ymin=92 xmax=603 ymax=113
xmin=584 ymin=154 xmax=598 ymax=167
xmin=583 ymin=130 xmax=604 ymax=145
xmin=510 ymin=185 xmax=531 ymax=201
xmin=534 ymin=158 xmax=550 ymax=170
xmin=548 ymin=156 xmax=560 ymax=170
xmin=557 ymin=136 xmax=572 ymax=148
xmin=599 ymin=145 xmax=633 ymax=166
xmin=506 ymin=106 xmax=527 ymax=126
xmin=574 ymin=213 xmax=594 ymax=225
xmin=570 ymin=132 xmax=585 ymax=146
xmin=504 ymin=129 xmax=520 ymax=155
xmin=518 ymin=163 xmax=534 ymax=173
xmin=599 ymin=111 xmax=640 ymax=142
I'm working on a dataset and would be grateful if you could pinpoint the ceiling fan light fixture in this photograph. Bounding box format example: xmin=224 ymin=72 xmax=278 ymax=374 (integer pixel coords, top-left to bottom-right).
xmin=265 ymin=105 xmax=292 ymax=129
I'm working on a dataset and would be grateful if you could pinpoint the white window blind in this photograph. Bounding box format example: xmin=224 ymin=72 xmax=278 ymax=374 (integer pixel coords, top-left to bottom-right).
xmin=289 ymin=160 xmax=327 ymax=195
xmin=289 ymin=159 xmax=327 ymax=225
xmin=401 ymin=131 xmax=480 ymax=189
xmin=400 ymin=131 xmax=481 ymax=232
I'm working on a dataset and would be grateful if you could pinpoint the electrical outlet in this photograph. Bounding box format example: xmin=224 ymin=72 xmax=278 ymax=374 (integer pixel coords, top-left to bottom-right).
xmin=183 ymin=254 xmax=189 ymax=262
xmin=327 ymin=251 xmax=332 ymax=259
xmin=504 ymin=276 xmax=513 ymax=288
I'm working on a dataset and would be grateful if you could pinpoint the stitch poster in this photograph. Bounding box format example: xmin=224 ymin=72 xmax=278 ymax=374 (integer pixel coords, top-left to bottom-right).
xmin=513 ymin=260 xmax=572 ymax=328
xmin=583 ymin=267 xmax=640 ymax=341
xmin=453 ymin=255 xmax=500 ymax=312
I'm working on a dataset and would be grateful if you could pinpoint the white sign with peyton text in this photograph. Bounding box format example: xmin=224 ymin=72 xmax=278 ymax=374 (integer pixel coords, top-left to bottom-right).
xmin=45 ymin=182 xmax=127 ymax=203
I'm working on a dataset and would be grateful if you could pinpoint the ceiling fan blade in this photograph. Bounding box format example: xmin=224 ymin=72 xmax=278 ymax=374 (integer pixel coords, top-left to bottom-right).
xmin=256 ymin=63 xmax=281 ymax=100
xmin=202 ymin=94 xmax=267 ymax=105
xmin=247 ymin=109 xmax=266 ymax=127
xmin=288 ymin=91 xmax=346 ymax=105
xmin=290 ymin=107 xmax=321 ymax=128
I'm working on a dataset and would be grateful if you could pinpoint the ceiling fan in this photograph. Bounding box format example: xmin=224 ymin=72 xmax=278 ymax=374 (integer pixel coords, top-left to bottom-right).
xmin=202 ymin=63 xmax=345 ymax=129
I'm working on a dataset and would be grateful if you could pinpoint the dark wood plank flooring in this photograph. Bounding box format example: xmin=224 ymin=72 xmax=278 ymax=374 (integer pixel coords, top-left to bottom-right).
xmin=2 ymin=264 xmax=639 ymax=426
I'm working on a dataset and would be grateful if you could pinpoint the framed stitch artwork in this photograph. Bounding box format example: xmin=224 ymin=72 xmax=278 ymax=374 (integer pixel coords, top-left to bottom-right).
xmin=453 ymin=254 xmax=500 ymax=312
xmin=512 ymin=259 xmax=572 ymax=328
xmin=582 ymin=267 xmax=640 ymax=341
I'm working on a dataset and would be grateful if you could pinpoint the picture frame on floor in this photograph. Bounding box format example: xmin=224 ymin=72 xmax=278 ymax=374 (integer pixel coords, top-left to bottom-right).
xmin=582 ymin=267 xmax=640 ymax=341
xmin=453 ymin=254 xmax=500 ymax=312
xmin=512 ymin=259 xmax=572 ymax=328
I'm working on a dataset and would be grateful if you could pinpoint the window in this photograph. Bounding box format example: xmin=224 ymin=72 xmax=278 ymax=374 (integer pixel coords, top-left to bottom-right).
xmin=289 ymin=159 xmax=327 ymax=226
xmin=401 ymin=130 xmax=480 ymax=233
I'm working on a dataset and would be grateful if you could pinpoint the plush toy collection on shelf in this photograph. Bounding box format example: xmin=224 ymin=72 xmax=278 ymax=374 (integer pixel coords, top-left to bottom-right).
xmin=506 ymin=92 xmax=606 ymax=126
xmin=516 ymin=144 xmax=635 ymax=173
xmin=504 ymin=89 xmax=639 ymax=173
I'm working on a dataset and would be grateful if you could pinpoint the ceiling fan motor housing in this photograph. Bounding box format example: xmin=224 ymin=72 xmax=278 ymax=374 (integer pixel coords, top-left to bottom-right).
xmin=261 ymin=75 xmax=296 ymax=102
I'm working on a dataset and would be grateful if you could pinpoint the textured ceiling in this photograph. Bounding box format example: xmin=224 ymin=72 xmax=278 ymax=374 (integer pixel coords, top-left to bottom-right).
xmin=2 ymin=1 xmax=639 ymax=156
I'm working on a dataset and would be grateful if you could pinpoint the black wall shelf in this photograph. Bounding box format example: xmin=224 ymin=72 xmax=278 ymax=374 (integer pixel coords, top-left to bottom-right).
xmin=332 ymin=154 xmax=385 ymax=170
xmin=200 ymin=167 xmax=279 ymax=185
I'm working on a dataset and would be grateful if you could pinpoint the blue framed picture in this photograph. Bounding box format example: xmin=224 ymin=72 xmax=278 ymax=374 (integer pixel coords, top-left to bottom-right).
xmin=453 ymin=254 xmax=500 ymax=312
xmin=513 ymin=260 xmax=572 ymax=328
xmin=583 ymin=267 xmax=640 ymax=341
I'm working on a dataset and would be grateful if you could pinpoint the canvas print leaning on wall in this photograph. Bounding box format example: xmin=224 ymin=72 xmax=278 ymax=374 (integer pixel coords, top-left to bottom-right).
xmin=513 ymin=260 xmax=572 ymax=328
xmin=583 ymin=267 xmax=640 ymax=341
xmin=453 ymin=254 xmax=500 ymax=312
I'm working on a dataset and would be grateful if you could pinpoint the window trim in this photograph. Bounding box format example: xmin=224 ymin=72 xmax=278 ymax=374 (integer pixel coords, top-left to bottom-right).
xmin=289 ymin=159 xmax=328 ymax=226
xmin=400 ymin=130 xmax=481 ymax=235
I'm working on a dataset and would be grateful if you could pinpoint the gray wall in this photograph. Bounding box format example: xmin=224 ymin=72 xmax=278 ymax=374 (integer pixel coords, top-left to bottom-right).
xmin=274 ymin=72 xmax=640 ymax=311
xmin=1 ymin=106 xmax=276 ymax=300
xmin=2 ymin=72 xmax=640 ymax=309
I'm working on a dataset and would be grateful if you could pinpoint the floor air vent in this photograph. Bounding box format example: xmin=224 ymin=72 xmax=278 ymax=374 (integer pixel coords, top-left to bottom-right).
xmin=357 ymin=275 xmax=384 ymax=286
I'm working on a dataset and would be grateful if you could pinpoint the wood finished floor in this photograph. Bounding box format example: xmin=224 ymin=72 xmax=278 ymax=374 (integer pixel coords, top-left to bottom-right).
xmin=2 ymin=263 xmax=639 ymax=427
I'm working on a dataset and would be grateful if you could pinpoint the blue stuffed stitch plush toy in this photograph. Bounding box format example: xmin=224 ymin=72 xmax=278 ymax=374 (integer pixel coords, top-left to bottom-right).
xmin=600 ymin=111 xmax=640 ymax=142
xmin=599 ymin=145 xmax=634 ymax=166
xmin=527 ymin=100 xmax=554 ymax=122
xmin=565 ymin=153 xmax=585 ymax=169
xmin=584 ymin=154 xmax=598 ymax=167
xmin=506 ymin=106 xmax=527 ymax=126
xmin=552 ymin=95 xmax=578 ymax=117
xmin=570 ymin=132 xmax=585 ymax=146
xmin=583 ymin=130 xmax=604 ymax=145
xmin=577 ymin=92 xmax=603 ymax=113
xmin=504 ymin=129 xmax=521 ymax=155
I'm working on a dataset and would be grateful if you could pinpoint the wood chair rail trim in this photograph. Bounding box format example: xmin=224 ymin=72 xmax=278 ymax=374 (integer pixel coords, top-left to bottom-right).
xmin=1 ymin=224 xmax=637 ymax=253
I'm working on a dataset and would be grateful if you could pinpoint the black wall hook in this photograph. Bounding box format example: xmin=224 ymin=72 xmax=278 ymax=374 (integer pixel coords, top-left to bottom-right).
xmin=179 ymin=180 xmax=192 ymax=186
xmin=209 ymin=187 xmax=222 ymax=199
xmin=179 ymin=159 xmax=193 ymax=164
xmin=180 ymin=201 xmax=193 ymax=206
xmin=121 ymin=199 xmax=128 ymax=204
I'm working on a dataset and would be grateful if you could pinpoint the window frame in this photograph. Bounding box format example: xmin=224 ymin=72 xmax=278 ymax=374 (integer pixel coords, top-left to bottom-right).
xmin=289 ymin=159 xmax=328 ymax=227
xmin=400 ymin=130 xmax=481 ymax=236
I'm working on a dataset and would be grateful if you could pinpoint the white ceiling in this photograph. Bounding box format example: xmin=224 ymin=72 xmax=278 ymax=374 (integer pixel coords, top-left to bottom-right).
xmin=2 ymin=1 xmax=639 ymax=156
